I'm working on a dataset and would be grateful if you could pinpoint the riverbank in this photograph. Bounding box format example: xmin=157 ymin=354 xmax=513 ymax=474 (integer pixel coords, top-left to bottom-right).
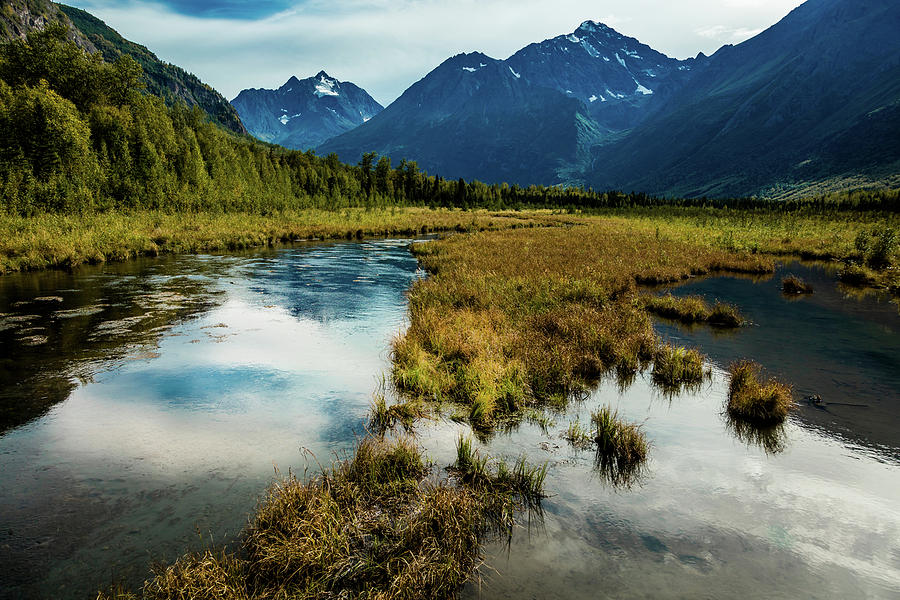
xmin=0 ymin=208 xmax=575 ymax=274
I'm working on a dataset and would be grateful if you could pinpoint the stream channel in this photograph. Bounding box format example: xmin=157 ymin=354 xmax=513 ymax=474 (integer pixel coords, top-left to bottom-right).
xmin=0 ymin=242 xmax=897 ymax=599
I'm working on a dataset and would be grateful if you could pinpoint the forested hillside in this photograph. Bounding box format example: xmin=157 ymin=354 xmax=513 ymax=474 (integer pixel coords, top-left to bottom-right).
xmin=0 ymin=25 xmax=642 ymax=216
xmin=57 ymin=4 xmax=247 ymax=134
xmin=2 ymin=25 xmax=898 ymax=222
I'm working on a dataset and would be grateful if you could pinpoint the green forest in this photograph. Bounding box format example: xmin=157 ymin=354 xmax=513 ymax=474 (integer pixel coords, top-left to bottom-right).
xmin=1 ymin=25 xmax=898 ymax=218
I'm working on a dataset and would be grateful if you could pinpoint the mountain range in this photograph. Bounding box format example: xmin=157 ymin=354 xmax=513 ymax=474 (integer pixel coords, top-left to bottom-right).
xmin=317 ymin=0 xmax=900 ymax=198
xmin=231 ymin=72 xmax=382 ymax=150
xmin=4 ymin=0 xmax=899 ymax=198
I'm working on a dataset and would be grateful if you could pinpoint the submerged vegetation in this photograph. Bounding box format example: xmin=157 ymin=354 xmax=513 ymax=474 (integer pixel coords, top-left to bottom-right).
xmin=726 ymin=360 xmax=794 ymax=425
xmin=100 ymin=434 xmax=546 ymax=600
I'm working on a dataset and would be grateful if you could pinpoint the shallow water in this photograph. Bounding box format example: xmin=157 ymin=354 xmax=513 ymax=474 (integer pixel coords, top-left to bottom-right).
xmin=1 ymin=249 xmax=898 ymax=599
xmin=0 ymin=240 xmax=423 ymax=599
xmin=653 ymin=261 xmax=900 ymax=460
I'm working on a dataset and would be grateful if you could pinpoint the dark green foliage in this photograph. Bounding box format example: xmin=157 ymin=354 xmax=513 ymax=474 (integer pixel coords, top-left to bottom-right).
xmin=2 ymin=30 xmax=899 ymax=220
xmin=855 ymin=226 xmax=897 ymax=268
xmin=58 ymin=4 xmax=246 ymax=134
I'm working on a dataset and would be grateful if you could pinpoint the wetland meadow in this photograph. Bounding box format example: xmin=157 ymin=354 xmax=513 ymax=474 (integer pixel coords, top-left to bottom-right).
xmin=1 ymin=207 xmax=899 ymax=599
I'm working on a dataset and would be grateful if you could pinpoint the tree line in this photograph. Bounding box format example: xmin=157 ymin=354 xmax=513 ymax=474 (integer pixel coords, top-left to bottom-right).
xmin=0 ymin=25 xmax=897 ymax=217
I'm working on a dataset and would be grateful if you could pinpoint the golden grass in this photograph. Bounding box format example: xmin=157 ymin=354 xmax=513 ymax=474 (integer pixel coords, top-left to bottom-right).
xmin=100 ymin=434 xmax=546 ymax=600
xmin=643 ymin=293 xmax=745 ymax=327
xmin=392 ymin=219 xmax=774 ymax=428
xmin=0 ymin=208 xmax=576 ymax=274
xmin=726 ymin=360 xmax=794 ymax=425
xmin=651 ymin=344 xmax=708 ymax=392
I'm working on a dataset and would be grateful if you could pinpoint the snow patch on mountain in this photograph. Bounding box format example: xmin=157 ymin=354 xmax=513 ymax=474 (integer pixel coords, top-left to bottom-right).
xmin=634 ymin=80 xmax=653 ymax=95
xmin=314 ymin=75 xmax=339 ymax=97
xmin=508 ymin=66 xmax=521 ymax=79
xmin=581 ymin=39 xmax=601 ymax=58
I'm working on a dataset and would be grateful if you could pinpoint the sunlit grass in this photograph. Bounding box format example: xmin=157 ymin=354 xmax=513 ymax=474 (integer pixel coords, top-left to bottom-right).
xmin=643 ymin=293 xmax=745 ymax=327
xmin=100 ymin=433 xmax=547 ymax=600
xmin=726 ymin=360 xmax=794 ymax=425
xmin=651 ymin=344 xmax=708 ymax=391
xmin=0 ymin=208 xmax=574 ymax=274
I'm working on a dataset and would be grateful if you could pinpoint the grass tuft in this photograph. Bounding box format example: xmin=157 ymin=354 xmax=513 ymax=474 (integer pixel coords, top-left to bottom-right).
xmin=369 ymin=385 xmax=426 ymax=434
xmin=726 ymin=360 xmax=794 ymax=425
xmin=105 ymin=434 xmax=548 ymax=599
xmin=643 ymin=293 xmax=745 ymax=328
xmin=563 ymin=418 xmax=594 ymax=449
xmin=651 ymin=344 xmax=707 ymax=391
xmin=588 ymin=406 xmax=649 ymax=486
xmin=781 ymin=274 xmax=813 ymax=295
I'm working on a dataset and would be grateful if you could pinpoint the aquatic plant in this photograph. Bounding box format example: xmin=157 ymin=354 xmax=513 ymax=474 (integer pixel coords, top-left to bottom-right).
xmin=781 ymin=274 xmax=813 ymax=295
xmin=100 ymin=435 xmax=547 ymax=600
xmin=726 ymin=360 xmax=794 ymax=425
xmin=643 ymin=293 xmax=745 ymax=328
xmin=590 ymin=406 xmax=649 ymax=487
xmin=452 ymin=435 xmax=547 ymax=510
xmin=563 ymin=418 xmax=594 ymax=449
xmin=707 ymin=301 xmax=746 ymax=327
xmin=369 ymin=382 xmax=426 ymax=434
xmin=651 ymin=344 xmax=708 ymax=390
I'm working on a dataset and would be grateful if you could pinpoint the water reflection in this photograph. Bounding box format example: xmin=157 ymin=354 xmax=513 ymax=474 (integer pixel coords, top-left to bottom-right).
xmin=652 ymin=260 xmax=900 ymax=460
xmin=724 ymin=415 xmax=788 ymax=455
xmin=0 ymin=240 xmax=423 ymax=600
xmin=420 ymin=370 xmax=900 ymax=600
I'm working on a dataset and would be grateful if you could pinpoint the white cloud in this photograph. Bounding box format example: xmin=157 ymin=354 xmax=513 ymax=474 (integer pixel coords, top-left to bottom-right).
xmin=68 ymin=0 xmax=806 ymax=106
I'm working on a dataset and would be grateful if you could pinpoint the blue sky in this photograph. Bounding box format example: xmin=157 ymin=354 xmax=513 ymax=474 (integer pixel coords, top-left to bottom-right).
xmin=68 ymin=0 xmax=806 ymax=105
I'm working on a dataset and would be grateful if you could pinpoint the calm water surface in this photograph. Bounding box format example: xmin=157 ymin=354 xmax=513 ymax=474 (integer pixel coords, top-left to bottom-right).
xmin=1 ymin=251 xmax=898 ymax=599
xmin=0 ymin=240 xmax=424 ymax=599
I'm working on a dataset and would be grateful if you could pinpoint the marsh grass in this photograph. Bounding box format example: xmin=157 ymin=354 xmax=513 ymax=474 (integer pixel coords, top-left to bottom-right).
xmin=651 ymin=344 xmax=708 ymax=393
xmin=563 ymin=418 xmax=594 ymax=450
xmin=781 ymin=274 xmax=813 ymax=295
xmin=643 ymin=293 xmax=745 ymax=328
xmin=590 ymin=406 xmax=649 ymax=487
xmin=726 ymin=361 xmax=794 ymax=425
xmin=392 ymin=220 xmax=771 ymax=430
xmin=0 ymin=208 xmax=572 ymax=274
xmin=101 ymin=434 xmax=547 ymax=600
xmin=369 ymin=385 xmax=427 ymax=434
xmin=451 ymin=435 xmax=547 ymax=513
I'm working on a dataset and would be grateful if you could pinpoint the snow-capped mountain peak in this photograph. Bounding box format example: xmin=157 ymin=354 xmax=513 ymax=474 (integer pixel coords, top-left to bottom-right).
xmin=232 ymin=72 xmax=383 ymax=150
xmin=314 ymin=72 xmax=340 ymax=97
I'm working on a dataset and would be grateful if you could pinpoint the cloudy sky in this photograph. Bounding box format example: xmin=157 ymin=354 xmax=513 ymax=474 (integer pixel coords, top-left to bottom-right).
xmin=67 ymin=0 xmax=807 ymax=105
